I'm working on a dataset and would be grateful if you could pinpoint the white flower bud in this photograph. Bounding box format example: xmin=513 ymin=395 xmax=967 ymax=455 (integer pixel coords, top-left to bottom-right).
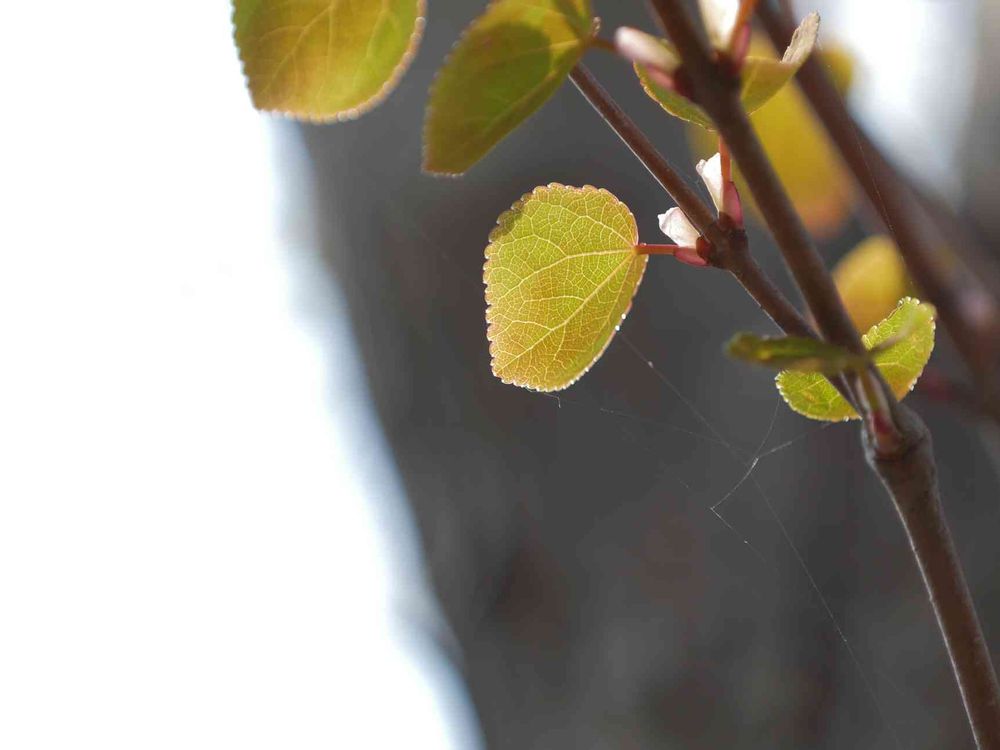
xmin=658 ymin=207 xmax=700 ymax=247
xmin=614 ymin=27 xmax=680 ymax=74
xmin=696 ymin=153 xmax=725 ymax=215
xmin=698 ymin=0 xmax=740 ymax=49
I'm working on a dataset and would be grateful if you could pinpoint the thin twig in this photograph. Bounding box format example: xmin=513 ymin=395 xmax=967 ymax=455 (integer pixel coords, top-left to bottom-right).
xmin=643 ymin=0 xmax=1000 ymax=744
xmin=757 ymin=1 xmax=1000 ymax=415
xmin=647 ymin=0 xmax=864 ymax=358
xmin=569 ymin=64 xmax=810 ymax=339
xmin=569 ymin=63 xmax=857 ymax=406
xmin=569 ymin=65 xmax=718 ymax=239
xmin=866 ymin=408 xmax=1000 ymax=750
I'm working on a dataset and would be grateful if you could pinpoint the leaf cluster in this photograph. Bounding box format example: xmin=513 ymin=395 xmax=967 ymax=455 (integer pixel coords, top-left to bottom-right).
xmin=231 ymin=0 xmax=936 ymax=421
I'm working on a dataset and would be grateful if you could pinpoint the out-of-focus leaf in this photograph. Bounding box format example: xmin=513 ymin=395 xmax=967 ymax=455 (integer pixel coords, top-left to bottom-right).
xmin=233 ymin=0 xmax=425 ymax=121
xmin=740 ymin=13 xmax=819 ymax=112
xmin=485 ymin=184 xmax=646 ymax=391
xmin=423 ymin=0 xmax=594 ymax=175
xmin=726 ymin=332 xmax=862 ymax=374
xmin=776 ymin=298 xmax=936 ymax=421
xmin=823 ymin=43 xmax=854 ymax=94
xmin=636 ymin=13 xmax=818 ymax=129
xmin=688 ymin=40 xmax=856 ymax=237
xmin=636 ymin=61 xmax=714 ymax=129
xmin=834 ymin=235 xmax=913 ymax=333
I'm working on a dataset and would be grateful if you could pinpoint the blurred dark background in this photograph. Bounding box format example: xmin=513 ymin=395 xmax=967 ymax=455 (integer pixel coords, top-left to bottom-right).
xmin=293 ymin=2 xmax=1000 ymax=747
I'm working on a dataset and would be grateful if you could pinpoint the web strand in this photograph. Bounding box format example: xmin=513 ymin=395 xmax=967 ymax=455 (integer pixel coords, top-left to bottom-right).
xmin=622 ymin=333 xmax=904 ymax=747
xmin=374 ymin=162 xmax=904 ymax=743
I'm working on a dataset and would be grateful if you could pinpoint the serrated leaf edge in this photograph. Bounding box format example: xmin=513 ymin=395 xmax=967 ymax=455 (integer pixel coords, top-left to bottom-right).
xmin=774 ymin=296 xmax=936 ymax=422
xmin=422 ymin=0 xmax=596 ymax=176
xmin=233 ymin=0 xmax=427 ymax=123
xmin=483 ymin=183 xmax=645 ymax=392
xmin=863 ymin=296 xmax=937 ymax=398
xmin=773 ymin=370 xmax=857 ymax=422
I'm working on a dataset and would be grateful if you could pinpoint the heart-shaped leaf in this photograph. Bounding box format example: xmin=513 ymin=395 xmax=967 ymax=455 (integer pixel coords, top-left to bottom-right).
xmin=423 ymin=0 xmax=595 ymax=175
xmin=233 ymin=0 xmax=426 ymax=121
xmin=485 ymin=184 xmax=646 ymax=391
xmin=636 ymin=12 xmax=819 ymax=130
xmin=727 ymin=333 xmax=863 ymax=374
xmin=776 ymin=298 xmax=936 ymax=421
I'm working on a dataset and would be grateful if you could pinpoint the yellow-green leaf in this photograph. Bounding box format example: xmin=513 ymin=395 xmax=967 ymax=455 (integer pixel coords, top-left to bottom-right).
xmin=233 ymin=0 xmax=426 ymax=121
xmin=485 ymin=184 xmax=646 ymax=391
xmin=739 ymin=12 xmax=819 ymax=112
xmin=423 ymin=0 xmax=595 ymax=175
xmin=726 ymin=332 xmax=862 ymax=374
xmin=687 ymin=40 xmax=856 ymax=237
xmin=636 ymin=12 xmax=818 ymax=130
xmin=635 ymin=60 xmax=714 ymax=129
xmin=776 ymin=298 xmax=936 ymax=421
xmin=834 ymin=235 xmax=913 ymax=334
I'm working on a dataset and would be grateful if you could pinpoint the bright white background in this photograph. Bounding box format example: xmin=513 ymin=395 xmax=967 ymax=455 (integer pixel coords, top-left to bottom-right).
xmin=0 ymin=1 xmax=979 ymax=748
xmin=0 ymin=2 xmax=480 ymax=748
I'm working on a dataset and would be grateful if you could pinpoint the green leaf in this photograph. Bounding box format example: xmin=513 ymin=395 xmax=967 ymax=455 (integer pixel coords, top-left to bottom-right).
xmin=726 ymin=333 xmax=862 ymax=374
xmin=233 ymin=0 xmax=425 ymax=121
xmin=423 ymin=0 xmax=595 ymax=175
xmin=635 ymin=60 xmax=715 ymax=129
xmin=485 ymin=184 xmax=646 ymax=391
xmin=776 ymin=298 xmax=936 ymax=421
xmin=739 ymin=12 xmax=819 ymax=112
xmin=636 ymin=12 xmax=818 ymax=130
xmin=687 ymin=40 xmax=857 ymax=237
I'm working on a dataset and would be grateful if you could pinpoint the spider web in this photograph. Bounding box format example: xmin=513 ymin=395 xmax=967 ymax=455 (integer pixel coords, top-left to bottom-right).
xmin=386 ymin=194 xmax=910 ymax=746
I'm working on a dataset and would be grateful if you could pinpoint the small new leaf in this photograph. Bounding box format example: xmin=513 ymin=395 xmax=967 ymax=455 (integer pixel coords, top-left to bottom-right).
xmin=424 ymin=0 xmax=595 ymax=175
xmin=687 ymin=41 xmax=857 ymax=236
xmin=777 ymin=298 xmax=936 ymax=421
xmin=233 ymin=0 xmax=425 ymax=121
xmin=726 ymin=333 xmax=862 ymax=374
xmin=739 ymin=12 xmax=819 ymax=112
xmin=485 ymin=185 xmax=646 ymax=391
xmin=635 ymin=12 xmax=818 ymax=130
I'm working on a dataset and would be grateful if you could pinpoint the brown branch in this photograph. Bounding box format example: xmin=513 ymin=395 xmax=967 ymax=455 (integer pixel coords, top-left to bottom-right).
xmin=569 ymin=63 xmax=812 ymax=339
xmin=569 ymin=65 xmax=718 ymax=240
xmin=642 ymin=1 xmax=1000 ymax=745
xmin=647 ymin=0 xmax=865 ymax=358
xmin=757 ymin=1 xmax=1000 ymax=411
xmin=865 ymin=407 xmax=1000 ymax=750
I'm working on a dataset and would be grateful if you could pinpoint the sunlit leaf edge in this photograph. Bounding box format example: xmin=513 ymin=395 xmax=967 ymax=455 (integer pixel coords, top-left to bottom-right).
xmin=774 ymin=297 xmax=936 ymax=422
xmin=484 ymin=183 xmax=646 ymax=392
xmin=422 ymin=0 xmax=595 ymax=176
xmin=635 ymin=12 xmax=818 ymax=130
xmin=233 ymin=0 xmax=427 ymax=123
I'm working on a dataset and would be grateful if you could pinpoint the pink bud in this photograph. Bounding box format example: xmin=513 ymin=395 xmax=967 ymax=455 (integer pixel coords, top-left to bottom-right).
xmin=675 ymin=247 xmax=709 ymax=267
xmin=723 ymin=181 xmax=744 ymax=228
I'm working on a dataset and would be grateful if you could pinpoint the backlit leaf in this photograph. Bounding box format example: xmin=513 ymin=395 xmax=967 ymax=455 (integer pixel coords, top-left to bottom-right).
xmin=635 ymin=62 xmax=714 ymax=129
xmin=233 ymin=0 xmax=426 ymax=121
xmin=739 ymin=12 xmax=819 ymax=112
xmin=726 ymin=333 xmax=862 ymax=374
xmin=834 ymin=235 xmax=913 ymax=333
xmin=485 ymin=184 xmax=646 ymax=391
xmin=424 ymin=0 xmax=595 ymax=175
xmin=776 ymin=298 xmax=936 ymax=421
xmin=636 ymin=13 xmax=818 ymax=130
xmin=688 ymin=40 xmax=856 ymax=236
